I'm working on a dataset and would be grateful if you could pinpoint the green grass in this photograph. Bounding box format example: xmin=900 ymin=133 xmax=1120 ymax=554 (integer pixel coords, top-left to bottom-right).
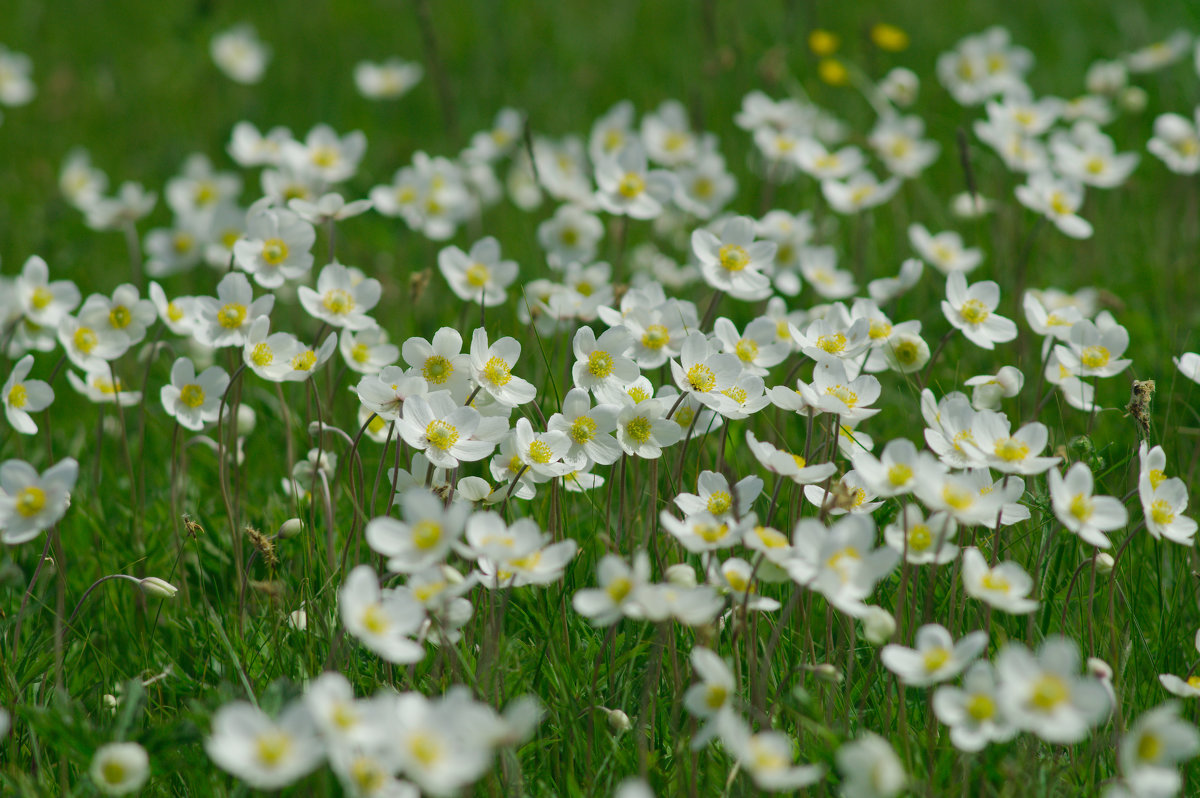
xmin=5 ymin=0 xmax=1200 ymax=795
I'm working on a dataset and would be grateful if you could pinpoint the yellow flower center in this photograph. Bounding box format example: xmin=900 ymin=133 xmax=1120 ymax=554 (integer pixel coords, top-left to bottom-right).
xmin=482 ymin=356 xmax=512 ymax=386
xmin=627 ymin=386 xmax=649 ymax=403
xmin=30 ymin=287 xmax=54 ymax=311
xmin=696 ymin=522 xmax=729 ymax=543
xmin=718 ymin=244 xmax=749 ymax=272
xmin=624 ymin=415 xmax=652 ymax=443
xmin=361 ymin=603 xmax=390 ymax=635
xmin=425 ymin=420 xmax=459 ymax=451
xmin=704 ymin=684 xmax=728 ymax=710
xmin=100 ymin=759 xmax=127 ymax=786
xmin=994 ymin=437 xmax=1030 ymax=462
xmin=291 ymin=350 xmax=318 ymax=372
xmin=73 ymin=327 xmax=98 ymax=354
xmin=1151 ymin=499 xmax=1175 ymax=526
xmin=734 ymin=338 xmax=758 ymax=363
xmin=722 ymin=386 xmax=747 ymax=404
xmin=322 ymin=289 xmax=355 ymax=315
xmin=825 ymin=384 xmax=858 ymax=408
xmin=1136 ymin=732 xmax=1162 ymax=763
xmin=617 ymin=172 xmax=645 ymax=198
xmin=108 ymin=305 xmax=132 ymax=330
xmin=887 ymin=463 xmax=913 ymax=487
xmin=960 ymin=299 xmax=990 ymax=325
xmin=868 ymin=320 xmax=893 ymax=340
xmin=422 ymin=355 xmax=453 ymax=383
xmin=1149 ymin=468 xmax=1167 ymax=489
xmin=407 ymin=734 xmax=442 ymax=767
xmin=980 ymin=570 xmax=1010 ymax=593
xmin=663 ymin=131 xmax=689 ymax=152
xmin=674 ymin=404 xmax=695 ymax=427
xmin=826 ymin=546 xmax=861 ymax=581
xmin=528 ymin=440 xmax=553 ymax=464
xmin=724 ymin=568 xmax=750 ymax=592
xmin=923 ymin=646 xmax=951 ymax=672
xmin=412 ymin=520 xmax=442 ymax=550
xmin=686 ymin=363 xmax=716 ymax=392
xmin=568 ymin=416 xmax=597 ymax=444
xmin=1187 ymin=675 xmax=1200 ymax=690
xmin=180 ymin=384 xmax=205 ymax=408
xmin=908 ymin=524 xmax=932 ymax=551
xmin=311 ymin=146 xmax=340 ymax=168
xmin=587 ymin=350 xmax=615 ymax=378
xmin=967 ymin=693 xmax=996 ymax=721
xmin=465 ymin=262 xmax=490 ymax=288
xmin=942 ymin=483 xmax=974 ymax=510
xmin=217 ymin=303 xmax=247 ymax=329
xmin=754 ymin=526 xmax=789 ymax=548
xmin=641 ymin=324 xmax=670 ymax=350
xmin=892 ymin=339 xmax=920 ymax=365
xmin=261 ymin=237 xmax=289 ymax=266
xmin=1068 ymin=494 xmax=1093 ymax=522
xmin=706 ymin=490 xmax=732 ymax=515
xmin=350 ymin=757 xmax=385 ymax=792
xmin=559 ymin=227 xmax=579 ymax=246
xmin=255 ymin=731 xmax=292 ymax=767
xmin=606 ymin=576 xmax=632 ymax=603
xmin=251 ymin=343 xmax=273 ymax=367
xmin=7 ymin=384 xmax=28 ymax=409
xmin=1049 ymin=191 xmax=1073 ymax=216
xmin=791 ymin=454 xmax=808 ymax=470
xmin=817 ymin=332 xmax=847 ymax=354
xmin=351 ymin=343 xmax=371 ymax=364
xmin=1080 ymin=345 xmax=1110 ymax=370
xmin=15 ymin=486 xmax=46 ymax=518
xmin=693 ymin=176 xmax=714 ymax=198
xmin=1030 ymin=674 xmax=1069 ymax=710
xmin=166 ymin=301 xmax=185 ymax=322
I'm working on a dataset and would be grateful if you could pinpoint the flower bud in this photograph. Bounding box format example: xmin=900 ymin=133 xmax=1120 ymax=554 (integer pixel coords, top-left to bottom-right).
xmin=278 ymin=518 xmax=304 ymax=539
xmin=288 ymin=608 xmax=308 ymax=631
xmin=862 ymin=606 xmax=897 ymax=646
xmin=103 ymin=694 xmax=121 ymax=711
xmin=604 ymin=707 xmax=631 ymax=734
xmin=1094 ymin=553 xmax=1115 ymax=575
xmin=1119 ymin=86 xmax=1147 ymax=113
xmin=139 ymin=577 xmax=179 ymax=598
xmin=236 ymin=404 xmax=257 ymax=435
xmin=665 ymin=563 xmax=697 ymax=587
xmin=812 ymin=663 xmax=843 ymax=683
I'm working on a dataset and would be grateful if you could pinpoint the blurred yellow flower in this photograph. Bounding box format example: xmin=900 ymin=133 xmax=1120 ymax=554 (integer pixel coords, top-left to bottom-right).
xmin=818 ymin=58 xmax=849 ymax=86
xmin=808 ymin=29 xmax=840 ymax=57
xmin=871 ymin=23 xmax=910 ymax=52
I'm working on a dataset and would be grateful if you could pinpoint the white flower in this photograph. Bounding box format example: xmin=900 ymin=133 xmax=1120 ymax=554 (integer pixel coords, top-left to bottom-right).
xmin=58 ymin=313 xmax=129 ymax=372
xmin=205 ymin=700 xmax=323 ymax=790
xmin=233 ymin=201 xmax=316 ymax=288
xmin=908 ymin=223 xmax=982 ymax=275
xmin=160 ymin=357 xmax=230 ymax=432
xmin=881 ymin=624 xmax=987 ymax=686
xmin=340 ymin=327 xmax=398 ymax=375
xmin=1148 ymin=110 xmax=1200 ymax=175
xmin=0 ymin=458 xmax=78 ymax=545
xmin=438 ymin=237 xmax=519 ymax=307
xmin=966 ymin=411 xmax=1060 ymax=475
xmin=965 ymin=365 xmax=1024 ymax=410
xmin=16 ymin=255 xmax=80 ymax=327
xmin=210 ymin=25 xmax=270 ymax=84
xmin=0 ymin=45 xmax=36 ymax=106
xmin=615 ymin=397 xmax=682 ymax=459
xmin=3 ymin=355 xmax=54 ymax=434
xmin=366 ymin=488 xmax=468 ymax=572
xmin=883 ymin=505 xmax=958 ymax=565
xmin=469 ymin=327 xmax=536 ymax=406
xmin=547 ymin=388 xmax=621 ymax=467
xmin=298 ymin=261 xmax=381 ymax=330
xmin=941 ymin=272 xmax=1017 ymax=350
xmin=996 ymin=636 xmax=1111 ymax=743
xmin=836 ymin=733 xmax=906 ymax=798
xmin=670 ymin=332 xmax=741 ymax=409
xmin=933 ymin=660 xmax=1017 ymax=752
xmin=396 ymin=391 xmax=500 ymax=469
xmin=719 ymin=716 xmax=824 ymax=791
xmin=340 ymin=565 xmax=426 ymax=663
xmin=788 ymin=515 xmax=898 ymax=617
xmin=1048 ymin=463 xmax=1128 ymax=548
xmin=962 ymin=547 xmax=1038 ymax=614
xmin=692 ymin=215 xmax=775 ymax=300
xmin=821 ymin=170 xmax=901 ymax=214
xmin=538 ymin=204 xmax=604 ymax=267
xmin=573 ymin=552 xmax=652 ymax=626
xmin=1054 ymin=318 xmax=1132 ymax=379
xmin=744 ymin=431 xmax=838 ymax=485
xmin=193 ymin=272 xmax=275 ymax=349
xmin=67 ymin=369 xmax=143 ymax=407
xmin=1015 ymin=172 xmax=1093 ymax=239
xmin=571 ymin=326 xmax=638 ymax=397
xmin=283 ymin=124 xmax=367 ymax=185
xmin=594 ymin=141 xmax=676 ymax=219
xmin=810 ymin=356 xmax=882 ymax=423
xmin=354 ymin=58 xmax=423 ymax=99
xmin=90 ymin=742 xmax=150 ymax=796
xmin=1119 ymin=702 xmax=1200 ymax=795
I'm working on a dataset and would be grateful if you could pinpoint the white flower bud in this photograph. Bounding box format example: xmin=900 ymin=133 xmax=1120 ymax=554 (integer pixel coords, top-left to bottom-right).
xmin=665 ymin=563 xmax=697 ymax=587
xmin=278 ymin=518 xmax=304 ymax=539
xmin=103 ymin=694 xmax=120 ymax=711
xmin=862 ymin=606 xmax=896 ymax=646
xmin=236 ymin=404 xmax=257 ymax=435
xmin=1118 ymin=86 xmax=1147 ymax=113
xmin=812 ymin=663 xmax=843 ymax=683
xmin=951 ymin=191 xmax=993 ymax=219
xmin=1095 ymin=553 xmax=1115 ymax=575
xmin=288 ymin=608 xmax=308 ymax=630
xmin=604 ymin=708 xmax=631 ymax=734
xmin=139 ymin=577 xmax=179 ymax=598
